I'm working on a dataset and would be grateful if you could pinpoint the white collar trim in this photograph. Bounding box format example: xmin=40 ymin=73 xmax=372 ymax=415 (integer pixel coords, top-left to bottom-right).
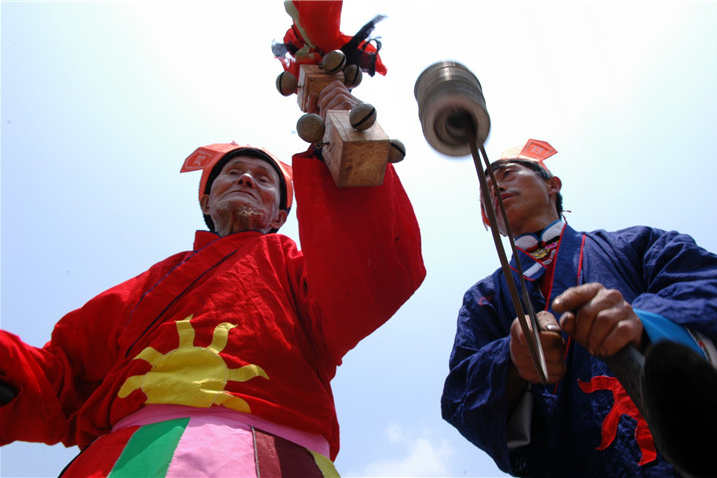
xmin=515 ymin=220 xmax=565 ymax=250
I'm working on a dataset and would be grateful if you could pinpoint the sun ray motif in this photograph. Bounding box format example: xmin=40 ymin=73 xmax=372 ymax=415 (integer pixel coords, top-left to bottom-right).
xmin=229 ymin=364 xmax=270 ymax=382
xmin=134 ymin=347 xmax=164 ymax=365
xmin=208 ymin=323 xmax=235 ymax=353
xmin=177 ymin=316 xmax=196 ymax=348
xmin=117 ymin=315 xmax=269 ymax=413
xmin=118 ymin=375 xmax=145 ymax=398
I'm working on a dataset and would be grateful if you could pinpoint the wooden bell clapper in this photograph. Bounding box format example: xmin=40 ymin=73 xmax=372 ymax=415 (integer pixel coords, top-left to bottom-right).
xmin=276 ymin=50 xmax=405 ymax=187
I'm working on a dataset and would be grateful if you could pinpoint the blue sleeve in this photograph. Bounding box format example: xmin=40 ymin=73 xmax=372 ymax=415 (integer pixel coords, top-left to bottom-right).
xmin=441 ymin=277 xmax=551 ymax=476
xmin=441 ymin=281 xmax=513 ymax=473
xmin=627 ymin=228 xmax=717 ymax=342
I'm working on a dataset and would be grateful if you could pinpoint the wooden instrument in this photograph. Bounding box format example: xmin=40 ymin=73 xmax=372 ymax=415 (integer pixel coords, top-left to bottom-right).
xmin=277 ymin=50 xmax=404 ymax=188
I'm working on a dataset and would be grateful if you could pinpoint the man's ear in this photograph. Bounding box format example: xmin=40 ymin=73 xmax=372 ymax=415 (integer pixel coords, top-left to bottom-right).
xmin=270 ymin=210 xmax=289 ymax=230
xmin=548 ymin=176 xmax=562 ymax=194
xmin=199 ymin=194 xmax=211 ymax=215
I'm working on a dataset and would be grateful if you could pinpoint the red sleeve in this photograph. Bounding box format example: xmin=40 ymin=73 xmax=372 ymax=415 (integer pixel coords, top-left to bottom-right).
xmin=292 ymin=151 xmax=425 ymax=364
xmin=0 ymin=330 xmax=75 ymax=445
xmin=0 ymin=253 xmax=186 ymax=446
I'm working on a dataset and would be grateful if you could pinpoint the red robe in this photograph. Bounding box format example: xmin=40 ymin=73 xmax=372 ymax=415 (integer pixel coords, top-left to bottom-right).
xmin=0 ymin=152 xmax=425 ymax=460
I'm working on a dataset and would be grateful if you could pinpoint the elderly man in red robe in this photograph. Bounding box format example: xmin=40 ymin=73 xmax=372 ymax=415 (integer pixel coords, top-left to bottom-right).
xmin=0 ymin=83 xmax=425 ymax=477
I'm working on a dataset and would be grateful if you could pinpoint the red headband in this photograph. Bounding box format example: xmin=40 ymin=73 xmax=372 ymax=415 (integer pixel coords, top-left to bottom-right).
xmin=499 ymin=139 xmax=557 ymax=171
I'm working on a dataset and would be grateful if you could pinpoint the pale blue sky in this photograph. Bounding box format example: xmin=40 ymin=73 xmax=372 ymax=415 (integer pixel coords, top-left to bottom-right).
xmin=2 ymin=1 xmax=716 ymax=477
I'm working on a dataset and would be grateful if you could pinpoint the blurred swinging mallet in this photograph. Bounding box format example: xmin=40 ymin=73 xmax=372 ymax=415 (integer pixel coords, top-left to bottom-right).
xmin=414 ymin=60 xmax=549 ymax=383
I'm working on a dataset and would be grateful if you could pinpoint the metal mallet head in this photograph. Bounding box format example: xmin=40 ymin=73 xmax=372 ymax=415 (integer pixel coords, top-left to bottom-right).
xmin=414 ymin=61 xmax=491 ymax=156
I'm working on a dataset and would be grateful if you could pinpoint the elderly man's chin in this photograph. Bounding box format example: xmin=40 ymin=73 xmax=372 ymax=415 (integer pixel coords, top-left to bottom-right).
xmin=216 ymin=199 xmax=264 ymax=222
xmin=231 ymin=204 xmax=263 ymax=221
xmin=216 ymin=197 xmax=259 ymax=216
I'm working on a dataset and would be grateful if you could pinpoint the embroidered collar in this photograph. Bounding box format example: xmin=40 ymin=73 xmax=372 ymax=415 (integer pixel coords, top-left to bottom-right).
xmin=515 ymin=220 xmax=565 ymax=251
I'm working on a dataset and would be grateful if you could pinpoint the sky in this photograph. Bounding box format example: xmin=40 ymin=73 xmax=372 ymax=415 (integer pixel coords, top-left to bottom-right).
xmin=1 ymin=1 xmax=716 ymax=477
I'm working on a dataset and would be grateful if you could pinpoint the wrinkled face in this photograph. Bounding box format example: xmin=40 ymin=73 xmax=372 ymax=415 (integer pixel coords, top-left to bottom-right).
xmin=200 ymin=156 xmax=286 ymax=234
xmin=483 ymin=162 xmax=561 ymax=236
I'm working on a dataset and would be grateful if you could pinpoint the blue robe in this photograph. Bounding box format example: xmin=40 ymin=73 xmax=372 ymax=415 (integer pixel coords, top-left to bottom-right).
xmin=442 ymin=223 xmax=717 ymax=477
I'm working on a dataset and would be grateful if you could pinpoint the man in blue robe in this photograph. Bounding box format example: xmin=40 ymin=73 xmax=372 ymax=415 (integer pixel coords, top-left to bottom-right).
xmin=441 ymin=139 xmax=717 ymax=477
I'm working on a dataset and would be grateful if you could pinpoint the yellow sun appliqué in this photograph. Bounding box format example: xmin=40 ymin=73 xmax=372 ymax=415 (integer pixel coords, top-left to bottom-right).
xmin=118 ymin=315 xmax=268 ymax=413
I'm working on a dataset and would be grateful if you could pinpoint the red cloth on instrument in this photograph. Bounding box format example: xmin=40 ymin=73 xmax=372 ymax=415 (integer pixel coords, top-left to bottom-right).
xmin=277 ymin=0 xmax=387 ymax=78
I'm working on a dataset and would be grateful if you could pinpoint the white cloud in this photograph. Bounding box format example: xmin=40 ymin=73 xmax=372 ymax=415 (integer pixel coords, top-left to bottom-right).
xmin=347 ymin=422 xmax=453 ymax=477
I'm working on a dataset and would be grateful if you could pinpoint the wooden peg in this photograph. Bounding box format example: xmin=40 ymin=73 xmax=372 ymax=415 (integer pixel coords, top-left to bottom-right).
xmin=343 ymin=64 xmax=363 ymax=88
xmin=276 ymin=71 xmax=298 ymax=96
xmin=296 ymin=113 xmax=325 ymax=144
xmin=388 ymin=139 xmax=406 ymax=163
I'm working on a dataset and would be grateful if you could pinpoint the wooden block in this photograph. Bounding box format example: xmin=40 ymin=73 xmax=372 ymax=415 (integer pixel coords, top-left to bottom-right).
xmin=297 ymin=64 xmax=344 ymax=112
xmin=322 ymin=110 xmax=390 ymax=187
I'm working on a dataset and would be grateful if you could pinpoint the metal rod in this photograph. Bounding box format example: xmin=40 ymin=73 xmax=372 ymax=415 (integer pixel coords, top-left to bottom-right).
xmin=463 ymin=115 xmax=548 ymax=383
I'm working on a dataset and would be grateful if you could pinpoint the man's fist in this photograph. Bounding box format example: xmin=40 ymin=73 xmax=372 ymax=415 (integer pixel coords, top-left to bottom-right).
xmin=552 ymin=282 xmax=644 ymax=357
xmin=306 ymin=80 xmax=360 ymax=119
xmin=509 ymin=311 xmax=566 ymax=383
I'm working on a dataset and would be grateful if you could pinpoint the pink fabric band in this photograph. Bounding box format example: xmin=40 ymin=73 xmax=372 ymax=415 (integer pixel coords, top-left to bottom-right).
xmin=112 ymin=404 xmax=331 ymax=458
